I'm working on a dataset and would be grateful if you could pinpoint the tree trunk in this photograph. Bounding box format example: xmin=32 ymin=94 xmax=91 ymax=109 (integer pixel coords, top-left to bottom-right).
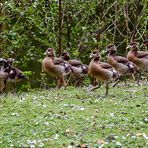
xmin=67 ymin=13 xmax=71 ymax=48
xmin=58 ymin=0 xmax=62 ymax=56
xmin=0 ymin=0 xmax=6 ymax=55
xmin=124 ymin=3 xmax=131 ymax=53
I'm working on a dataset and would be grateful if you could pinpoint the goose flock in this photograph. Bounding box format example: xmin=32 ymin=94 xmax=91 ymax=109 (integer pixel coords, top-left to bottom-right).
xmin=0 ymin=39 xmax=148 ymax=95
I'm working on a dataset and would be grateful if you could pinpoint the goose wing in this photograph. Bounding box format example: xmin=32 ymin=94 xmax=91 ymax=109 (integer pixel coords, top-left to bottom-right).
xmin=136 ymin=51 xmax=148 ymax=58
xmin=69 ymin=60 xmax=82 ymax=67
xmin=115 ymin=56 xmax=129 ymax=64
xmin=54 ymin=57 xmax=64 ymax=65
xmin=99 ymin=62 xmax=112 ymax=69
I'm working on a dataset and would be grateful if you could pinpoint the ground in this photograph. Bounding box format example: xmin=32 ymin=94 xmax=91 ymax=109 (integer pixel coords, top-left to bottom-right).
xmin=0 ymin=83 xmax=148 ymax=147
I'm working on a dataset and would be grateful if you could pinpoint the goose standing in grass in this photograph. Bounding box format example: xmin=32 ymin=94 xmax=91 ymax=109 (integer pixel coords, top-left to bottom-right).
xmin=107 ymin=44 xmax=138 ymax=86
xmin=6 ymin=58 xmax=27 ymax=92
xmin=61 ymin=51 xmax=88 ymax=87
xmin=127 ymin=42 xmax=148 ymax=83
xmin=88 ymin=50 xmax=118 ymax=96
xmin=42 ymin=48 xmax=71 ymax=88
xmin=143 ymin=39 xmax=148 ymax=50
xmin=0 ymin=58 xmax=11 ymax=92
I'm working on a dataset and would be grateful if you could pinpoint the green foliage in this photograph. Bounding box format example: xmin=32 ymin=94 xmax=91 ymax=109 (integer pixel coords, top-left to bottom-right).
xmin=0 ymin=0 xmax=147 ymax=88
xmin=0 ymin=85 xmax=148 ymax=147
xmin=23 ymin=70 xmax=32 ymax=77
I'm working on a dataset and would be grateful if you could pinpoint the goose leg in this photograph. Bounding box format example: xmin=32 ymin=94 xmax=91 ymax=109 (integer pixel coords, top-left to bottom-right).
xmin=56 ymin=77 xmax=66 ymax=88
xmin=60 ymin=77 xmax=67 ymax=87
xmin=112 ymin=76 xmax=121 ymax=87
xmin=91 ymin=77 xmax=98 ymax=86
xmin=76 ymin=79 xmax=80 ymax=87
xmin=56 ymin=78 xmax=61 ymax=89
xmin=0 ymin=79 xmax=5 ymax=93
xmin=137 ymin=72 xmax=141 ymax=85
xmin=89 ymin=83 xmax=101 ymax=91
xmin=75 ymin=77 xmax=83 ymax=87
xmin=66 ymin=75 xmax=71 ymax=86
xmin=3 ymin=78 xmax=8 ymax=93
xmin=132 ymin=74 xmax=135 ymax=81
xmin=123 ymin=77 xmax=127 ymax=86
xmin=105 ymin=82 xmax=109 ymax=96
xmin=13 ymin=81 xmax=17 ymax=94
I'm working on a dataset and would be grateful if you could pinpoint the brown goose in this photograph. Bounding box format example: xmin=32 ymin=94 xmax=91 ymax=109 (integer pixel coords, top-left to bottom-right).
xmin=0 ymin=58 xmax=11 ymax=92
xmin=143 ymin=39 xmax=148 ymax=50
xmin=107 ymin=44 xmax=138 ymax=76
xmin=6 ymin=58 xmax=27 ymax=92
xmin=126 ymin=42 xmax=148 ymax=71
xmin=126 ymin=42 xmax=148 ymax=84
xmin=61 ymin=51 xmax=88 ymax=87
xmin=42 ymin=48 xmax=71 ymax=88
xmin=88 ymin=50 xmax=117 ymax=96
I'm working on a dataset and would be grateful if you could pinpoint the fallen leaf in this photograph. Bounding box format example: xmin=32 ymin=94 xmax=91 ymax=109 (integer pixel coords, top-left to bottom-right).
xmin=136 ymin=133 xmax=143 ymax=137
xmin=97 ymin=139 xmax=106 ymax=145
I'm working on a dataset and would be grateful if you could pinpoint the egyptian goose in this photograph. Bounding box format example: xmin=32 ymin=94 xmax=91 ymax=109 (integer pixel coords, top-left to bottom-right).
xmin=0 ymin=58 xmax=11 ymax=92
xmin=42 ymin=48 xmax=71 ymax=88
xmin=126 ymin=42 xmax=148 ymax=71
xmin=61 ymin=51 xmax=88 ymax=87
xmin=6 ymin=58 xmax=27 ymax=92
xmin=126 ymin=42 xmax=148 ymax=84
xmin=143 ymin=39 xmax=148 ymax=50
xmin=88 ymin=50 xmax=118 ymax=96
xmin=107 ymin=44 xmax=138 ymax=78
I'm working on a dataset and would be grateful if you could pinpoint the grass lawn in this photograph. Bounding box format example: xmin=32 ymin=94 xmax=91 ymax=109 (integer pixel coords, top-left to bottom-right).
xmin=0 ymin=84 xmax=148 ymax=147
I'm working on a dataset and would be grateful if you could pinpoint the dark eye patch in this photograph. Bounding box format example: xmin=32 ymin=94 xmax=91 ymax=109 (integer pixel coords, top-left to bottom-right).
xmin=143 ymin=39 xmax=148 ymax=44
xmin=107 ymin=44 xmax=113 ymax=48
xmin=47 ymin=48 xmax=53 ymax=52
xmin=93 ymin=50 xmax=98 ymax=54
xmin=130 ymin=42 xmax=137 ymax=46
xmin=62 ymin=52 xmax=67 ymax=56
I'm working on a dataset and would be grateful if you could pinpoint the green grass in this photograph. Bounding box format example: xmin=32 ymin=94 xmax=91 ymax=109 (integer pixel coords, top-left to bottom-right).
xmin=0 ymin=84 xmax=148 ymax=147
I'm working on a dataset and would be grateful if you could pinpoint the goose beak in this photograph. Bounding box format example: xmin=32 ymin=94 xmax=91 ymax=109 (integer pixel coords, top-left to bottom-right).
xmin=44 ymin=50 xmax=49 ymax=55
xmin=105 ymin=50 xmax=109 ymax=55
xmin=140 ymin=44 xmax=144 ymax=48
xmin=126 ymin=45 xmax=131 ymax=49
xmin=89 ymin=53 xmax=93 ymax=59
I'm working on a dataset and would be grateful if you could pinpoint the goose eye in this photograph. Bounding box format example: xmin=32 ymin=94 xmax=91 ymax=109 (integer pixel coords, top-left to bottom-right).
xmin=130 ymin=42 xmax=136 ymax=46
xmin=47 ymin=48 xmax=53 ymax=52
xmin=108 ymin=45 xmax=113 ymax=48
xmin=93 ymin=51 xmax=97 ymax=54
xmin=62 ymin=53 xmax=66 ymax=56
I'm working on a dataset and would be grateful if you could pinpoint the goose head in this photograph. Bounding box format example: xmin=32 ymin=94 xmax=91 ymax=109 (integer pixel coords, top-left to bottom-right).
xmin=44 ymin=48 xmax=55 ymax=57
xmin=0 ymin=58 xmax=11 ymax=79
xmin=90 ymin=50 xmax=100 ymax=61
xmin=61 ymin=51 xmax=70 ymax=61
xmin=143 ymin=39 xmax=148 ymax=48
xmin=7 ymin=58 xmax=14 ymax=66
xmin=106 ymin=44 xmax=117 ymax=55
xmin=0 ymin=58 xmax=8 ymax=69
xmin=126 ymin=42 xmax=139 ymax=53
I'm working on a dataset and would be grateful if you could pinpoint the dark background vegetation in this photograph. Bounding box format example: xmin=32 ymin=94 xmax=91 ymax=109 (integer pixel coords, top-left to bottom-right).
xmin=0 ymin=0 xmax=147 ymax=89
